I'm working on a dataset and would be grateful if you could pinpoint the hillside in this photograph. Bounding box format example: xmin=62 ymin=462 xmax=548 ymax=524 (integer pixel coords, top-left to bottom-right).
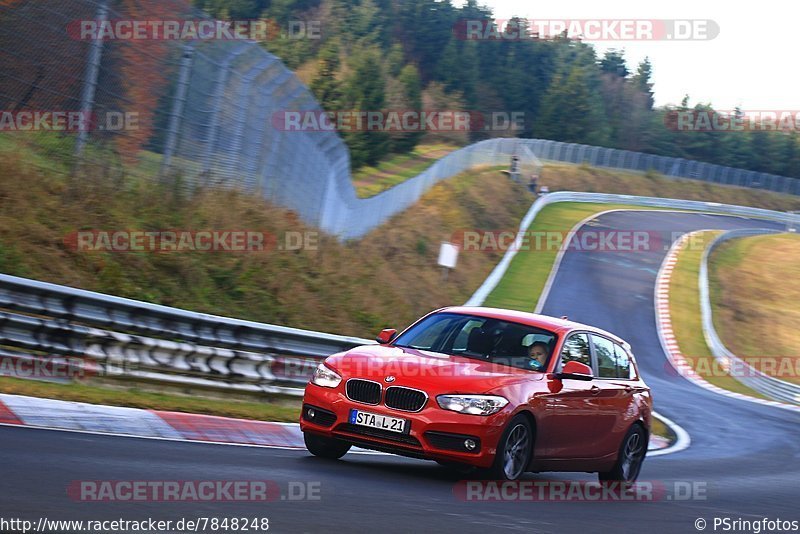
xmin=0 ymin=142 xmax=530 ymax=337
xmin=4 ymin=133 xmax=800 ymax=339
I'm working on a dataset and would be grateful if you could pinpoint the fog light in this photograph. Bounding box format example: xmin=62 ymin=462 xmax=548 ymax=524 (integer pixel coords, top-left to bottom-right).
xmin=307 ymin=408 xmax=316 ymax=419
xmin=464 ymin=439 xmax=477 ymax=451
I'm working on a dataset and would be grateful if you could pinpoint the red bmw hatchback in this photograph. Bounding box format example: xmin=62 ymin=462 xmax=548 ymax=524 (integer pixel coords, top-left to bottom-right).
xmin=300 ymin=307 xmax=652 ymax=482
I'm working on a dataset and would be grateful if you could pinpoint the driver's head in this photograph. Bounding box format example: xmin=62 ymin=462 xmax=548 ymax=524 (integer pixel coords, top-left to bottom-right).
xmin=528 ymin=341 xmax=549 ymax=364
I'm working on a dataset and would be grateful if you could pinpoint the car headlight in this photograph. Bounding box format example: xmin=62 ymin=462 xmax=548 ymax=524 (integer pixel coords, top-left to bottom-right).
xmin=310 ymin=363 xmax=342 ymax=388
xmin=436 ymin=395 xmax=509 ymax=416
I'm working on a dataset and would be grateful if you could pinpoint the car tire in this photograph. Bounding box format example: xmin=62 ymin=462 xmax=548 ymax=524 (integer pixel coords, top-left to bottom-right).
xmin=598 ymin=423 xmax=647 ymax=485
xmin=303 ymin=432 xmax=351 ymax=460
xmin=487 ymin=414 xmax=533 ymax=481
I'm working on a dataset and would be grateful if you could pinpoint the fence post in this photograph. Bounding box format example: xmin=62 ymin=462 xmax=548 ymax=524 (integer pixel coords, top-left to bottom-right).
xmin=228 ymin=56 xmax=274 ymax=180
xmin=74 ymin=0 xmax=108 ymax=157
xmin=201 ymin=44 xmax=248 ymax=181
xmin=160 ymin=44 xmax=195 ymax=180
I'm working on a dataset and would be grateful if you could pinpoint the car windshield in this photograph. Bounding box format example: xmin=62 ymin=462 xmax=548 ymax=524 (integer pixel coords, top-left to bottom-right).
xmin=393 ymin=312 xmax=557 ymax=372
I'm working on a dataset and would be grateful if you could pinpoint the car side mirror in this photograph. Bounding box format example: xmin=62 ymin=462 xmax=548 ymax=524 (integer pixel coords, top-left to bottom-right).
xmin=554 ymin=360 xmax=594 ymax=381
xmin=375 ymin=328 xmax=398 ymax=344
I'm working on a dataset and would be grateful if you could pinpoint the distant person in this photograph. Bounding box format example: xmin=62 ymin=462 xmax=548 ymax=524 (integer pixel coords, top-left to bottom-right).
xmin=528 ymin=173 xmax=538 ymax=193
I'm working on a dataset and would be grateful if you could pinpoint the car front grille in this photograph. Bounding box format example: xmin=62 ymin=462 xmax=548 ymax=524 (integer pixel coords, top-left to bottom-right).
xmin=346 ymin=379 xmax=381 ymax=405
xmin=384 ymin=386 xmax=427 ymax=412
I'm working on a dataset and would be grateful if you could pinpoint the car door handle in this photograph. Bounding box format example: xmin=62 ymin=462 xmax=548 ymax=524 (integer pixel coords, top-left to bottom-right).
xmin=623 ymin=385 xmax=633 ymax=394
xmin=590 ymin=385 xmax=600 ymax=395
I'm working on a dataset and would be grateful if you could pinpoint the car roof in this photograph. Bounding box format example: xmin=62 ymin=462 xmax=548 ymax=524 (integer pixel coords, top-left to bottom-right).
xmin=438 ymin=306 xmax=626 ymax=345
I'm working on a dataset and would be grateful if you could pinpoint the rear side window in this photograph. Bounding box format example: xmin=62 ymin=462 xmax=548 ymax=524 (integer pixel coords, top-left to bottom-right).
xmin=560 ymin=333 xmax=591 ymax=367
xmin=592 ymin=335 xmax=617 ymax=378
xmin=614 ymin=344 xmax=632 ymax=379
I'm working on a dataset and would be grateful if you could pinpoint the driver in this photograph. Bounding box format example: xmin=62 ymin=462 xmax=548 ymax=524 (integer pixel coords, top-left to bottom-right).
xmin=528 ymin=341 xmax=550 ymax=371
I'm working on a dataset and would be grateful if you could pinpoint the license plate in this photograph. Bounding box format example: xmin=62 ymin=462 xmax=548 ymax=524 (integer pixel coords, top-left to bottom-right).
xmin=349 ymin=409 xmax=409 ymax=434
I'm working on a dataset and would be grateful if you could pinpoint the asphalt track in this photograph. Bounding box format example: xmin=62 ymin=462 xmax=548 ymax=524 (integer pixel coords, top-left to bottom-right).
xmin=2 ymin=211 xmax=799 ymax=534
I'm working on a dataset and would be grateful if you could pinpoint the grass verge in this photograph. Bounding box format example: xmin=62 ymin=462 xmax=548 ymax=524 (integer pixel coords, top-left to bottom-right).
xmin=541 ymin=163 xmax=800 ymax=212
xmin=650 ymin=416 xmax=673 ymax=443
xmin=352 ymin=143 xmax=458 ymax=198
xmin=667 ymin=231 xmax=769 ymax=399
xmin=0 ymin=376 xmax=301 ymax=422
xmin=709 ymin=233 xmax=800 ymax=384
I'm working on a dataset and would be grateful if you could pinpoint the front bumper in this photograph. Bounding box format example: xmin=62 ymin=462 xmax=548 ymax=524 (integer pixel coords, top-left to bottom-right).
xmin=300 ymin=383 xmax=510 ymax=468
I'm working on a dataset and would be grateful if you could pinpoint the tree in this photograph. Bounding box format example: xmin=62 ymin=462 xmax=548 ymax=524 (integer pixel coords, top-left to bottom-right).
xmin=310 ymin=40 xmax=342 ymax=110
xmin=538 ymin=51 xmax=610 ymax=146
xmin=631 ymin=57 xmax=654 ymax=110
xmin=393 ymin=64 xmax=423 ymax=152
xmin=600 ymin=49 xmax=629 ymax=77
xmin=341 ymin=47 xmax=388 ymax=168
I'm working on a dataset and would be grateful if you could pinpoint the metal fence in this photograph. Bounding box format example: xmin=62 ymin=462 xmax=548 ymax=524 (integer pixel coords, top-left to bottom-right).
xmin=520 ymin=139 xmax=800 ymax=197
xmin=2 ymin=0 xmax=798 ymax=244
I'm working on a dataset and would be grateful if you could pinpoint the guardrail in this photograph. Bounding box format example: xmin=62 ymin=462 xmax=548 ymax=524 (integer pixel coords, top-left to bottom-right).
xmin=699 ymin=229 xmax=800 ymax=404
xmin=0 ymin=273 xmax=373 ymax=396
xmin=2 ymin=192 xmax=800 ymax=397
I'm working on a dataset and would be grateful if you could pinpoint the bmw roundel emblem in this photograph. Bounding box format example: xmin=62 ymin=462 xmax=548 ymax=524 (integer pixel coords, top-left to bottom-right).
xmin=384 ymin=376 xmax=396 ymax=383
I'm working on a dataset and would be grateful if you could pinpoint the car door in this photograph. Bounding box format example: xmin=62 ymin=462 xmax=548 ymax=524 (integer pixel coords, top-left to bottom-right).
xmin=540 ymin=332 xmax=603 ymax=459
xmin=589 ymin=334 xmax=633 ymax=458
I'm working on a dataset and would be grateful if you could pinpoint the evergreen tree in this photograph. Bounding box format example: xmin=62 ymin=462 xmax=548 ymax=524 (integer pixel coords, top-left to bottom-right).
xmin=538 ymin=63 xmax=610 ymax=146
xmin=310 ymin=40 xmax=342 ymax=110
xmin=631 ymin=57 xmax=654 ymax=110
xmin=600 ymin=49 xmax=629 ymax=77
xmin=342 ymin=47 xmax=388 ymax=168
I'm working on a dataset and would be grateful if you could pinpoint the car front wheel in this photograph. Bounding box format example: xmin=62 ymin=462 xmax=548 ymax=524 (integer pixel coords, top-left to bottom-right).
xmin=488 ymin=415 xmax=533 ymax=480
xmin=304 ymin=432 xmax=351 ymax=459
xmin=599 ymin=423 xmax=647 ymax=484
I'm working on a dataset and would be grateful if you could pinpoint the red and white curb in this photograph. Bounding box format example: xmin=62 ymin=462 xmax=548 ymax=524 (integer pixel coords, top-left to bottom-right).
xmin=0 ymin=392 xmax=676 ymax=454
xmin=654 ymin=231 xmax=800 ymax=414
xmin=0 ymin=393 xmax=305 ymax=449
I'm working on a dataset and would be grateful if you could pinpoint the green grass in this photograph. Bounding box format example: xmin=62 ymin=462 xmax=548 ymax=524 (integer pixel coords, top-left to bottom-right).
xmin=484 ymin=202 xmax=656 ymax=310
xmin=668 ymin=231 xmax=769 ymax=399
xmin=0 ymin=376 xmax=301 ymax=421
xmin=353 ymin=143 xmax=458 ymax=198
